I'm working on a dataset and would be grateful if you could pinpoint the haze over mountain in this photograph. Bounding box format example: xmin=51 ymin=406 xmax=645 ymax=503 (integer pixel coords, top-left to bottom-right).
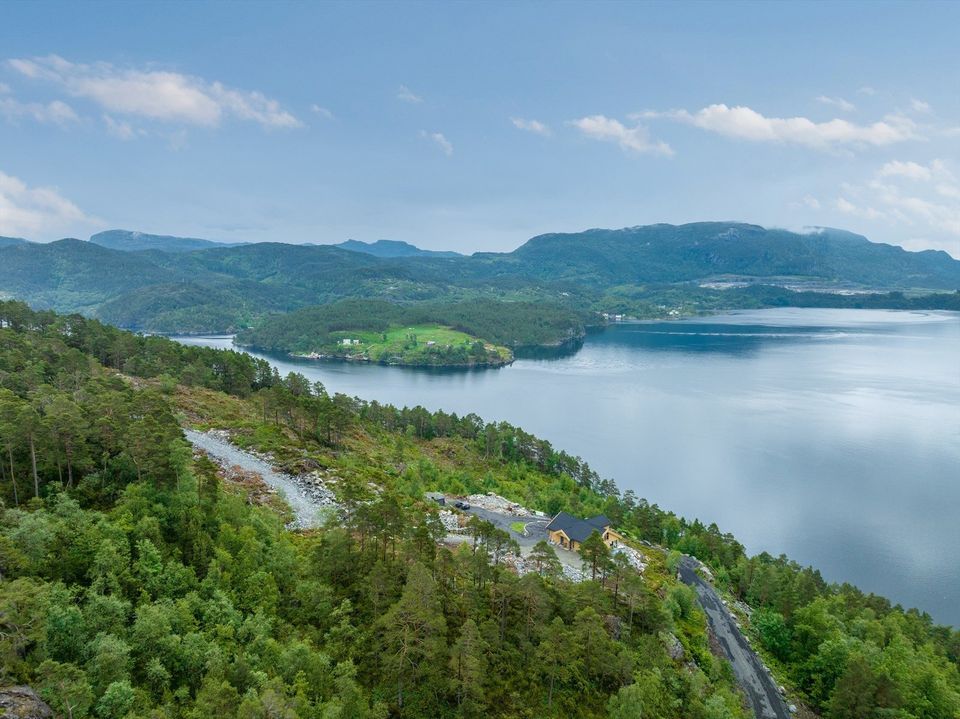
xmin=1 ymin=222 xmax=957 ymax=333
xmin=334 ymin=239 xmax=462 ymax=258
xmin=89 ymin=229 xmax=241 ymax=252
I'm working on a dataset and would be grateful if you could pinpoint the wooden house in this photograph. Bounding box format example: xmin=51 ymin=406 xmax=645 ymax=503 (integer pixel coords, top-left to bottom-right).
xmin=545 ymin=511 xmax=624 ymax=552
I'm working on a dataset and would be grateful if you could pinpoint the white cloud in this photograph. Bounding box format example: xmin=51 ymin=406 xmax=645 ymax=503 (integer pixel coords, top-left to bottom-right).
xmin=0 ymin=169 xmax=99 ymax=239
xmin=640 ymin=104 xmax=919 ymax=150
xmin=816 ymin=95 xmax=855 ymax=112
xmin=802 ymin=195 xmax=821 ymax=210
xmin=910 ymin=98 xmax=932 ymax=114
xmin=0 ymin=94 xmax=78 ymax=126
xmin=878 ymin=160 xmax=934 ymax=181
xmin=570 ymin=115 xmax=673 ymax=156
xmin=421 ymin=130 xmax=453 ymax=156
xmin=397 ymin=84 xmax=423 ymax=104
xmin=857 ymin=86 xmax=877 ymax=96
xmin=510 ymin=117 xmax=551 ymax=136
xmin=835 ymin=159 xmax=960 ymax=253
xmin=310 ymin=104 xmax=334 ymax=120
xmin=103 ymin=114 xmax=137 ymax=140
xmin=7 ymin=54 xmax=300 ymax=129
xmin=835 ymin=196 xmax=884 ymax=220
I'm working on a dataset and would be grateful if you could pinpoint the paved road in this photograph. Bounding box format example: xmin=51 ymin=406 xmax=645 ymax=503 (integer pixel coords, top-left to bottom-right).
xmin=678 ymin=557 xmax=791 ymax=719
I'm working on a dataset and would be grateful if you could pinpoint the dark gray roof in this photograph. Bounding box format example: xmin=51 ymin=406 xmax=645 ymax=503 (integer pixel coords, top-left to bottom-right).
xmin=546 ymin=511 xmax=611 ymax=544
xmin=586 ymin=514 xmax=611 ymax=529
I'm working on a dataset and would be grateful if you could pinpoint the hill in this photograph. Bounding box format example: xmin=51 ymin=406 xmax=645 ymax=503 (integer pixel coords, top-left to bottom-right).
xmin=89 ymin=229 xmax=236 ymax=252
xmin=1 ymin=222 xmax=957 ymax=332
xmin=335 ymin=238 xmax=462 ymax=258
xmin=498 ymin=223 xmax=960 ymax=289
xmin=236 ymin=298 xmax=590 ymax=362
xmin=1 ymin=299 xmax=958 ymax=719
xmin=0 ymin=235 xmax=29 ymax=247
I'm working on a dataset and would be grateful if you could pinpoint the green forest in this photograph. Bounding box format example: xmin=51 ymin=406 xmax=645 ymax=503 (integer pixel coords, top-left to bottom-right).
xmin=0 ymin=300 xmax=958 ymax=718
xmin=235 ymin=299 xmax=589 ymax=360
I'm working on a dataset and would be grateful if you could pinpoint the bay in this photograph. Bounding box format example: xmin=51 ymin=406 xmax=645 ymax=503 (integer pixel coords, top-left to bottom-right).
xmin=174 ymin=308 xmax=960 ymax=625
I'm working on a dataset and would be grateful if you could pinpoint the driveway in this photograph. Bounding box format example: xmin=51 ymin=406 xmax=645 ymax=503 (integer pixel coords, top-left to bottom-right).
xmin=678 ymin=557 xmax=791 ymax=719
xmin=438 ymin=498 xmax=585 ymax=578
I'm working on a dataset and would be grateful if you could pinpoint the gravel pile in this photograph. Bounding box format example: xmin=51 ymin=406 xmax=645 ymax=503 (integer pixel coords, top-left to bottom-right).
xmin=438 ymin=510 xmax=463 ymax=532
xmin=613 ymin=545 xmax=647 ymax=572
xmin=464 ymin=492 xmax=533 ymax=516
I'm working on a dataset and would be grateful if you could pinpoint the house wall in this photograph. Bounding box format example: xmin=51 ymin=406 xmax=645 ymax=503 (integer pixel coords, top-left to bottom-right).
xmin=602 ymin=528 xmax=625 ymax=547
xmin=548 ymin=529 xmax=582 ymax=551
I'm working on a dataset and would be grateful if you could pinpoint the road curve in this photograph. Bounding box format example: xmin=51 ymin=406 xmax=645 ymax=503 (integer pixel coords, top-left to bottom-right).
xmin=678 ymin=557 xmax=791 ymax=719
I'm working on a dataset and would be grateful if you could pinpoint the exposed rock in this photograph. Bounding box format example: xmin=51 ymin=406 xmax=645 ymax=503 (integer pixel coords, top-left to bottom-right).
xmin=0 ymin=686 xmax=53 ymax=719
xmin=663 ymin=632 xmax=685 ymax=661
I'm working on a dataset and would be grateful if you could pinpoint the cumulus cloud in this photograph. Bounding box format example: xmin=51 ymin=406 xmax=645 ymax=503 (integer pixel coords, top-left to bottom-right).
xmin=570 ymin=115 xmax=673 ymax=156
xmin=857 ymin=86 xmax=877 ymax=96
xmin=836 ymin=159 xmax=960 ymax=252
xmin=639 ymin=104 xmax=919 ymax=150
xmin=910 ymin=98 xmax=932 ymax=114
xmin=421 ymin=130 xmax=453 ymax=156
xmin=816 ymin=95 xmax=855 ymax=112
xmin=7 ymin=54 xmax=300 ymax=129
xmin=396 ymin=84 xmax=423 ymax=104
xmin=0 ymin=94 xmax=78 ymax=126
xmin=510 ymin=117 xmax=551 ymax=136
xmin=0 ymin=169 xmax=99 ymax=239
xmin=310 ymin=104 xmax=334 ymax=120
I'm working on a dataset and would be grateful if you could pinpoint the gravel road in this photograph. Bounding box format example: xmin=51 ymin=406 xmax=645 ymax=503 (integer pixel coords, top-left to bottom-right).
xmin=184 ymin=429 xmax=332 ymax=528
xmin=678 ymin=557 xmax=791 ymax=719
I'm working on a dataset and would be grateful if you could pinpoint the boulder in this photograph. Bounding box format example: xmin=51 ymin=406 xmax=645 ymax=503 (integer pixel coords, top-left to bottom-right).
xmin=0 ymin=687 xmax=53 ymax=719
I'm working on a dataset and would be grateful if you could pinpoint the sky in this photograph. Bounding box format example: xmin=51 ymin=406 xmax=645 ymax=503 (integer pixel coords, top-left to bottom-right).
xmin=0 ymin=0 xmax=958 ymax=257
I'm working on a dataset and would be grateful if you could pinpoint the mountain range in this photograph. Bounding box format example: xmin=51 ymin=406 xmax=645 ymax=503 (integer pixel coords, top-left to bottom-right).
xmin=1 ymin=222 xmax=957 ymax=333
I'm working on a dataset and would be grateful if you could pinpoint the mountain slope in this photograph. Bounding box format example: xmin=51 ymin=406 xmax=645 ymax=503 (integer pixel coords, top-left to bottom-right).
xmin=334 ymin=238 xmax=462 ymax=258
xmin=2 ymin=221 xmax=957 ymax=332
xmin=90 ymin=229 xmax=235 ymax=252
xmin=502 ymin=223 xmax=960 ymax=289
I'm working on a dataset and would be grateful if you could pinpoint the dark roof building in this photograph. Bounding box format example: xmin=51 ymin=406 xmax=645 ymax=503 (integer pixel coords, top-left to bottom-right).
xmin=546 ymin=511 xmax=612 ymax=545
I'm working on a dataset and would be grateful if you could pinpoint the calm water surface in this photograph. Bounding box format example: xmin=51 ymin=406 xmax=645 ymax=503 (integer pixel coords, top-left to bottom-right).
xmin=175 ymin=309 xmax=960 ymax=625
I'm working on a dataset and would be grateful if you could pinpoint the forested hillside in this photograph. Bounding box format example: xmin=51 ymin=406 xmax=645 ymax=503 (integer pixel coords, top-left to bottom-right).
xmin=1 ymin=300 xmax=958 ymax=718
xmin=236 ymin=298 xmax=590 ymax=358
xmin=1 ymin=223 xmax=957 ymax=334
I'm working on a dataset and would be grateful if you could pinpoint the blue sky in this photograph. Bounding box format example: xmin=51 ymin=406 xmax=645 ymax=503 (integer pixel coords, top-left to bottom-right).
xmin=1 ymin=0 xmax=958 ymax=256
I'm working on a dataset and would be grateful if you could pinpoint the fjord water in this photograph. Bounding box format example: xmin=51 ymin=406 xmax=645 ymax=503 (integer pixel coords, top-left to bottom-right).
xmin=175 ymin=309 xmax=960 ymax=625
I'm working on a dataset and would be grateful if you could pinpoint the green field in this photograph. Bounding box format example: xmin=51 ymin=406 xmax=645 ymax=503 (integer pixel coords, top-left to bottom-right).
xmin=305 ymin=323 xmax=513 ymax=367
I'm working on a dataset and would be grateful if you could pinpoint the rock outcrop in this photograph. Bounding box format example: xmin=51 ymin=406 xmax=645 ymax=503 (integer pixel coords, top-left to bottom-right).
xmin=0 ymin=686 xmax=53 ymax=719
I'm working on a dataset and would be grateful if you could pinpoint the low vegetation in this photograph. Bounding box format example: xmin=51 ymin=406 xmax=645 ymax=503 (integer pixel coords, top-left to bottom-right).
xmin=290 ymin=324 xmax=510 ymax=367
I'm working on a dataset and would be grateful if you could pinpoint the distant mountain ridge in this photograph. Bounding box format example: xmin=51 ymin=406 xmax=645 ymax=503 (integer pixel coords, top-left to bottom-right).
xmin=1 ymin=221 xmax=957 ymax=332
xmin=334 ymin=239 xmax=462 ymax=258
xmin=500 ymin=223 xmax=959 ymax=288
xmin=89 ymin=229 xmax=242 ymax=252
